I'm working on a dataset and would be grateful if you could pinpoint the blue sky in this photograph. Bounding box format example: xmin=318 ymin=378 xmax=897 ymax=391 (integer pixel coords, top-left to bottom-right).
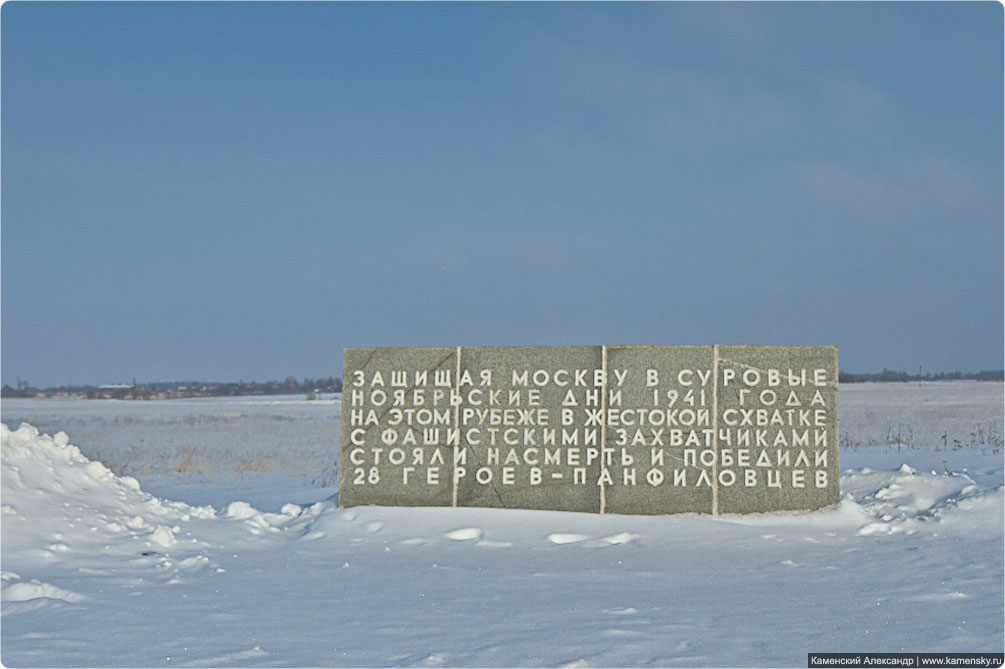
xmin=2 ymin=2 xmax=1002 ymax=387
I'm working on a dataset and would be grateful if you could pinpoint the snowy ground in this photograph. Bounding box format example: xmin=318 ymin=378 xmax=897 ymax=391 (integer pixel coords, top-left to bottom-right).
xmin=2 ymin=382 xmax=1002 ymax=667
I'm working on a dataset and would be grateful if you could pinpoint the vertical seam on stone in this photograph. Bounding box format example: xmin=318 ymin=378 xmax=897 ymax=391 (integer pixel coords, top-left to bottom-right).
xmin=452 ymin=345 xmax=461 ymax=508
xmin=833 ymin=346 xmax=840 ymax=492
xmin=600 ymin=344 xmax=608 ymax=514
xmin=712 ymin=344 xmax=720 ymax=517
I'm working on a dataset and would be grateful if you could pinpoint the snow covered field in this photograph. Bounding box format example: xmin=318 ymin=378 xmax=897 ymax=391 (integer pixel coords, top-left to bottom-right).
xmin=2 ymin=382 xmax=1002 ymax=667
xmin=0 ymin=394 xmax=342 ymax=484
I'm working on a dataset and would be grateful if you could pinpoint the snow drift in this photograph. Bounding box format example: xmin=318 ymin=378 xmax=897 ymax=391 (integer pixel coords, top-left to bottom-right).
xmin=1 ymin=423 xmax=310 ymax=607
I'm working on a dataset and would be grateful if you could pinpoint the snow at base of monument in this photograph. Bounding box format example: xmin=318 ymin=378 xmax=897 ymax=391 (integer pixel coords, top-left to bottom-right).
xmin=1 ymin=384 xmax=1003 ymax=667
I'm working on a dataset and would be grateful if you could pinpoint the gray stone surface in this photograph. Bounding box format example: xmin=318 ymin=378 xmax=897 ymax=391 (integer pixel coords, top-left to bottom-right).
xmin=339 ymin=347 xmax=457 ymax=509
xmin=603 ymin=345 xmax=716 ymax=515
xmin=339 ymin=345 xmax=838 ymax=515
xmin=455 ymin=345 xmax=604 ymax=512
xmin=715 ymin=345 xmax=840 ymax=513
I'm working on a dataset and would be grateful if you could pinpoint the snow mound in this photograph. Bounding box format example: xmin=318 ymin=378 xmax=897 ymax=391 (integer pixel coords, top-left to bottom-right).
xmin=1 ymin=574 xmax=84 ymax=603
xmin=1 ymin=423 xmax=224 ymax=570
xmin=547 ymin=533 xmax=590 ymax=544
xmin=1 ymin=422 xmax=310 ymax=577
xmin=445 ymin=527 xmax=482 ymax=541
xmin=842 ymin=464 xmax=1004 ymax=536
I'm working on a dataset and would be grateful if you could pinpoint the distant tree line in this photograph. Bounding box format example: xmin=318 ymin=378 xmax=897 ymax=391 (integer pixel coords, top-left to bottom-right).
xmin=1 ymin=385 xmax=35 ymax=398
xmin=838 ymin=369 xmax=1004 ymax=383
xmin=142 ymin=376 xmax=344 ymax=397
xmin=1 ymin=376 xmax=344 ymax=400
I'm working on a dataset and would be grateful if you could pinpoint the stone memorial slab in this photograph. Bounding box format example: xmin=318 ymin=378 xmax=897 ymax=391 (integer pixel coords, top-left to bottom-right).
xmin=338 ymin=345 xmax=839 ymax=515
